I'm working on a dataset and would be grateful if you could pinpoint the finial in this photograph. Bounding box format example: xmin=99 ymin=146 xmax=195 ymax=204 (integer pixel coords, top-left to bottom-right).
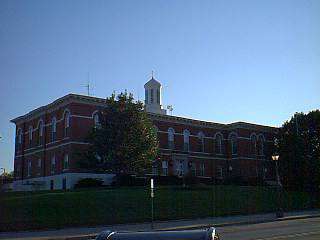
xmin=151 ymin=70 xmax=154 ymax=79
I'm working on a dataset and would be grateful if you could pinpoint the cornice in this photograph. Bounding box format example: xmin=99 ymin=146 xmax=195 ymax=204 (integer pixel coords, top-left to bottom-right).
xmin=148 ymin=113 xmax=277 ymax=133
xmin=11 ymin=93 xmax=278 ymax=133
xmin=10 ymin=94 xmax=107 ymax=125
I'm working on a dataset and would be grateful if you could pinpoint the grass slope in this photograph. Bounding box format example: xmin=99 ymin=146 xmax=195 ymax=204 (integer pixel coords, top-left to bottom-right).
xmin=0 ymin=185 xmax=312 ymax=231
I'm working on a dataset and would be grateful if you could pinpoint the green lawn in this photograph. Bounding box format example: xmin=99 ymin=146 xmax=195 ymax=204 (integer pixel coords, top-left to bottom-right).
xmin=0 ymin=185 xmax=313 ymax=231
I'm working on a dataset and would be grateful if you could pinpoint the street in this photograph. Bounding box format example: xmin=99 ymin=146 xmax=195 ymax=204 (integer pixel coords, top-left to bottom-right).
xmin=218 ymin=217 xmax=320 ymax=240
xmin=0 ymin=211 xmax=319 ymax=240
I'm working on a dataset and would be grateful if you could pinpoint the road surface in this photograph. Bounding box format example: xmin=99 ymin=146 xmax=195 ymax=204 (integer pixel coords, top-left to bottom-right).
xmin=218 ymin=217 xmax=320 ymax=240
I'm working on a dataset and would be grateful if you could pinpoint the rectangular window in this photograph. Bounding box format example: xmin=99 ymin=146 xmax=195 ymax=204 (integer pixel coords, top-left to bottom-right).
xmin=199 ymin=163 xmax=205 ymax=176
xmin=215 ymin=137 xmax=222 ymax=154
xmin=51 ymin=131 xmax=56 ymax=142
xmin=184 ymin=142 xmax=189 ymax=152
xmin=263 ymin=168 xmax=267 ymax=179
xmin=162 ymin=161 xmax=168 ymax=176
xmin=156 ymin=89 xmax=160 ymax=104
xmin=191 ymin=163 xmax=197 ymax=176
xmin=198 ymin=138 xmax=204 ymax=152
xmin=51 ymin=155 xmax=56 ymax=174
xmin=152 ymin=166 xmax=158 ymax=175
xmin=63 ymin=154 xmax=69 ymax=170
xmin=27 ymin=160 xmax=32 ymax=177
xmin=37 ymin=159 xmax=41 ymax=175
xmin=150 ymin=89 xmax=154 ymax=103
xmin=145 ymin=89 xmax=148 ymax=104
xmin=168 ymin=140 xmax=174 ymax=150
xmin=217 ymin=166 xmax=223 ymax=179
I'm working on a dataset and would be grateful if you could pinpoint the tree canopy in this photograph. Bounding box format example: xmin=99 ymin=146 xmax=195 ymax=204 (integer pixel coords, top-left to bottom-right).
xmin=277 ymin=110 xmax=320 ymax=193
xmin=78 ymin=91 xmax=159 ymax=175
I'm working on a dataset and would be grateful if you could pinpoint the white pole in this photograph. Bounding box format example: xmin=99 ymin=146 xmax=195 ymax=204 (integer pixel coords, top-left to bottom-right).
xmin=151 ymin=178 xmax=154 ymax=229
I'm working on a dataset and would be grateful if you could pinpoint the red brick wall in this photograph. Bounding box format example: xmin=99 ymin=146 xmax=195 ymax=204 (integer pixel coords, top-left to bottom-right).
xmin=13 ymin=101 xmax=100 ymax=180
xmin=13 ymin=97 xmax=276 ymax=180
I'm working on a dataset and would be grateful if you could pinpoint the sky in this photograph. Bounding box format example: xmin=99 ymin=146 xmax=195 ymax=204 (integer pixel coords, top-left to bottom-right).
xmin=0 ymin=0 xmax=319 ymax=172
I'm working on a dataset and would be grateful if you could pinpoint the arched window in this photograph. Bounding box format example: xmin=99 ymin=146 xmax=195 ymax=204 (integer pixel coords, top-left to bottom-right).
xmin=93 ymin=112 xmax=101 ymax=129
xmin=257 ymin=134 xmax=265 ymax=155
xmin=28 ymin=126 xmax=33 ymax=145
xmin=38 ymin=120 xmax=43 ymax=145
xmin=197 ymin=131 xmax=205 ymax=152
xmin=64 ymin=110 xmax=70 ymax=137
xmin=17 ymin=128 xmax=23 ymax=146
xmin=51 ymin=117 xmax=57 ymax=142
xmin=215 ymin=133 xmax=223 ymax=154
xmin=251 ymin=134 xmax=257 ymax=155
xmin=168 ymin=128 xmax=175 ymax=149
xmin=229 ymin=133 xmax=238 ymax=155
xmin=183 ymin=129 xmax=190 ymax=151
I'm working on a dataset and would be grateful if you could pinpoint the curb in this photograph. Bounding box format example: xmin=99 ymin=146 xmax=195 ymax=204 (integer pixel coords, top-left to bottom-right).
xmin=158 ymin=213 xmax=320 ymax=231
xmin=69 ymin=213 xmax=320 ymax=240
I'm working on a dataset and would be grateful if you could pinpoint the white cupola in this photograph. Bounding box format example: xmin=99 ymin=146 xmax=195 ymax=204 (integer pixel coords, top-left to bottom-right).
xmin=144 ymin=76 xmax=167 ymax=115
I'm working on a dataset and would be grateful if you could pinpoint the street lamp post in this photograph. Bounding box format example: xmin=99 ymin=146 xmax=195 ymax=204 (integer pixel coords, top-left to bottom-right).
xmin=272 ymin=155 xmax=283 ymax=218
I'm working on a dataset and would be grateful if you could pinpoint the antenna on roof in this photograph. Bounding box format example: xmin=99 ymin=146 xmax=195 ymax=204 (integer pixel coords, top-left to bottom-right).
xmin=81 ymin=72 xmax=93 ymax=96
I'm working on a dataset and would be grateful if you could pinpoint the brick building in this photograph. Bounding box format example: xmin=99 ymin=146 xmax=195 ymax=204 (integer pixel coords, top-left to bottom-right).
xmin=11 ymin=77 xmax=277 ymax=190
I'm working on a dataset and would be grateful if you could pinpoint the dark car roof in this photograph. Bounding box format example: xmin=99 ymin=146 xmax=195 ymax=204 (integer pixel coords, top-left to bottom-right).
xmin=96 ymin=228 xmax=216 ymax=240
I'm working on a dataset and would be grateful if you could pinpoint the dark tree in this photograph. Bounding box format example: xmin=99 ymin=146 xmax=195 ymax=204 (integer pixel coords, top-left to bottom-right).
xmin=78 ymin=91 xmax=159 ymax=175
xmin=277 ymin=110 xmax=320 ymax=194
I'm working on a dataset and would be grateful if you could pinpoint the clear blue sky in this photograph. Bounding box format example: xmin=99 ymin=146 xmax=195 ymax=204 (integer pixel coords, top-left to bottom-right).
xmin=0 ymin=0 xmax=319 ymax=172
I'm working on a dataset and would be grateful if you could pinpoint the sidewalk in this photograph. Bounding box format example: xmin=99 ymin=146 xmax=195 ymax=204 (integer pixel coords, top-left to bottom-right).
xmin=0 ymin=209 xmax=319 ymax=240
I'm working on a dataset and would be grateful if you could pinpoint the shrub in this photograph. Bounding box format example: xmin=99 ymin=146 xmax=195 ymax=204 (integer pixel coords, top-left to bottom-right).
xmin=223 ymin=176 xmax=267 ymax=186
xmin=112 ymin=175 xmax=148 ymax=186
xmin=74 ymin=178 xmax=104 ymax=189
xmin=152 ymin=176 xmax=183 ymax=185
xmin=183 ymin=174 xmax=200 ymax=185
